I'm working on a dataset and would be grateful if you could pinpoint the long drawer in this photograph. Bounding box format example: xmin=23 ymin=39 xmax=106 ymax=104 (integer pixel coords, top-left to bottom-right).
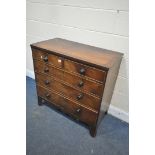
xmin=37 ymin=85 xmax=98 ymax=125
xmin=35 ymin=73 xmax=101 ymax=111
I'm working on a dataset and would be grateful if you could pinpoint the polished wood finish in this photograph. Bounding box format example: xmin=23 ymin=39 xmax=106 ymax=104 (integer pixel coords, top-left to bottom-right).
xmin=37 ymin=85 xmax=98 ymax=125
xmin=31 ymin=38 xmax=122 ymax=69
xmin=33 ymin=48 xmax=64 ymax=68
xmin=64 ymin=71 xmax=104 ymax=97
xmin=35 ymin=73 xmax=100 ymax=111
xmin=33 ymin=60 xmax=63 ymax=80
xmin=64 ymin=59 xmax=106 ymax=82
xmin=31 ymin=38 xmax=123 ymax=137
xmin=34 ymin=59 xmax=104 ymax=97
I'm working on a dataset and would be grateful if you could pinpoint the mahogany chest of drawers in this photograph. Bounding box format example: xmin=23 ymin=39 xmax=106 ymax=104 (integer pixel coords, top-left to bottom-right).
xmin=31 ymin=38 xmax=123 ymax=137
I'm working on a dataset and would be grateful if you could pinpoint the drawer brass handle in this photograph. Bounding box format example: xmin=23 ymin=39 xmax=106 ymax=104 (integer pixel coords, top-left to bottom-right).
xmin=43 ymin=56 xmax=48 ymax=62
xmin=44 ymin=80 xmax=50 ymax=85
xmin=44 ymin=67 xmax=49 ymax=73
xmin=45 ymin=93 xmax=50 ymax=98
xmin=79 ymin=68 xmax=86 ymax=75
xmin=76 ymin=93 xmax=84 ymax=100
xmin=78 ymin=81 xmax=84 ymax=87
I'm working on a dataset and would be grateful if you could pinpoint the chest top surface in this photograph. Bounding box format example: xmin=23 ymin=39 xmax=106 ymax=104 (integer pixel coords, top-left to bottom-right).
xmin=31 ymin=38 xmax=123 ymax=69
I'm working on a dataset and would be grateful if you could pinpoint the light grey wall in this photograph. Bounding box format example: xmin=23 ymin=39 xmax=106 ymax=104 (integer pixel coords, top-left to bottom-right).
xmin=26 ymin=0 xmax=129 ymax=113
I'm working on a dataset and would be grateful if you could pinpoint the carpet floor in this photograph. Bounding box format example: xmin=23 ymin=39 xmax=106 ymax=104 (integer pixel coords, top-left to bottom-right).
xmin=26 ymin=76 xmax=129 ymax=155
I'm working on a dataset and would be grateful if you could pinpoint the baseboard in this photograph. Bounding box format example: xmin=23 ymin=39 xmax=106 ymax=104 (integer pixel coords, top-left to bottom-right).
xmin=26 ymin=69 xmax=35 ymax=79
xmin=26 ymin=69 xmax=129 ymax=123
xmin=108 ymin=105 xmax=129 ymax=123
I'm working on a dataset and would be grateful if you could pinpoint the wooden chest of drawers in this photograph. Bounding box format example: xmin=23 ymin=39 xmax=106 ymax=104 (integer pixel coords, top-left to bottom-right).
xmin=31 ymin=38 xmax=123 ymax=137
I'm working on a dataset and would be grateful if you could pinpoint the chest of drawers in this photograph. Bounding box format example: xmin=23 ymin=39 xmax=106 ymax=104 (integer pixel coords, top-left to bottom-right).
xmin=31 ymin=38 xmax=123 ymax=137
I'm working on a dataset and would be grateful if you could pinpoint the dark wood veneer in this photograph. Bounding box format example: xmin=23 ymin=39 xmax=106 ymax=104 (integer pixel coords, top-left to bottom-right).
xmin=35 ymin=73 xmax=101 ymax=111
xmin=31 ymin=38 xmax=123 ymax=137
xmin=64 ymin=59 xmax=106 ymax=82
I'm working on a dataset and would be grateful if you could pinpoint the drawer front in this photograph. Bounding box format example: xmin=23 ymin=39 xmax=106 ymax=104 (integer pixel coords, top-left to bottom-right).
xmin=32 ymin=48 xmax=63 ymax=68
xmin=64 ymin=72 xmax=104 ymax=97
xmin=36 ymin=73 xmax=100 ymax=111
xmin=62 ymin=84 xmax=100 ymax=111
xmin=35 ymin=73 xmax=64 ymax=95
xmin=63 ymin=98 xmax=98 ymax=125
xmin=33 ymin=60 xmax=63 ymax=80
xmin=37 ymin=85 xmax=98 ymax=125
xmin=37 ymin=85 xmax=67 ymax=110
xmin=32 ymin=48 xmax=47 ymax=61
xmin=64 ymin=59 xmax=106 ymax=82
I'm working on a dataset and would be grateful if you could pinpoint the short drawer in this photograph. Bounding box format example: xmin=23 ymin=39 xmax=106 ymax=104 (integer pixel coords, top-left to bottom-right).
xmin=37 ymin=85 xmax=98 ymax=125
xmin=32 ymin=48 xmax=47 ymax=61
xmin=64 ymin=72 xmax=104 ymax=97
xmin=32 ymin=48 xmax=63 ymax=68
xmin=33 ymin=60 xmax=63 ymax=80
xmin=64 ymin=59 xmax=106 ymax=82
